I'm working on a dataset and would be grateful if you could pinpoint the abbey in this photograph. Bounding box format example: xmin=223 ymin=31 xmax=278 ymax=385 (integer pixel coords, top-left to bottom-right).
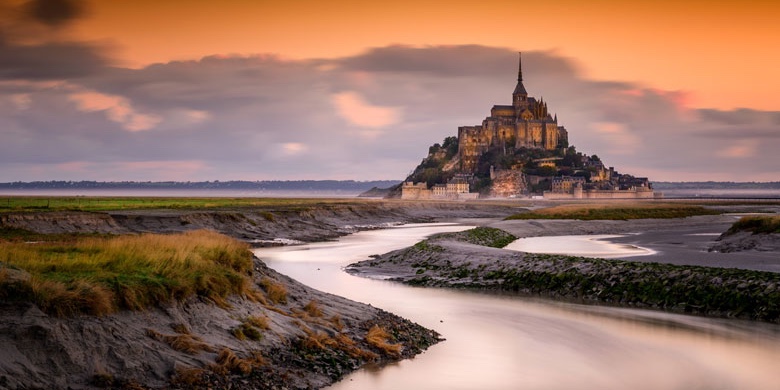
xmin=458 ymin=53 xmax=568 ymax=172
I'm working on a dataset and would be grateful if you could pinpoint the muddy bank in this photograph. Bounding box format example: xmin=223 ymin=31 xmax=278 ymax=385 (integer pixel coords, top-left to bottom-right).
xmin=0 ymin=200 xmax=512 ymax=389
xmin=710 ymin=231 xmax=780 ymax=253
xmin=0 ymin=257 xmax=439 ymax=389
xmin=347 ymin=222 xmax=780 ymax=323
xmin=0 ymin=200 xmax=513 ymax=243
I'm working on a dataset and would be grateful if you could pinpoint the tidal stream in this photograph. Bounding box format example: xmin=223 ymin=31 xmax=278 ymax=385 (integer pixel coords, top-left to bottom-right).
xmin=255 ymin=223 xmax=780 ymax=390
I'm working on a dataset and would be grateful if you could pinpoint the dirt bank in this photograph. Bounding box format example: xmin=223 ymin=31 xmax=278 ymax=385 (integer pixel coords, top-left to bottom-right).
xmin=0 ymin=200 xmax=513 ymax=243
xmin=0 ymin=256 xmax=440 ymax=389
xmin=347 ymin=219 xmax=780 ymax=323
xmin=0 ymin=201 xmax=512 ymax=389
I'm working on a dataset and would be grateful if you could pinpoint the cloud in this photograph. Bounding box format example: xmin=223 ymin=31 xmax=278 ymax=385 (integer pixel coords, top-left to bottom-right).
xmin=24 ymin=0 xmax=86 ymax=27
xmin=0 ymin=39 xmax=109 ymax=80
xmin=11 ymin=93 xmax=31 ymax=109
xmin=67 ymin=91 xmax=161 ymax=131
xmin=1 ymin=44 xmax=779 ymax=181
xmin=588 ymin=122 xmax=640 ymax=155
xmin=716 ymin=140 xmax=759 ymax=159
xmin=0 ymin=0 xmax=108 ymax=80
xmin=332 ymin=91 xmax=401 ymax=130
xmin=281 ymin=142 xmax=307 ymax=156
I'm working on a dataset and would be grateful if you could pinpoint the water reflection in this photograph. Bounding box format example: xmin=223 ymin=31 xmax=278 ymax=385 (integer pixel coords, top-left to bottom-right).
xmin=255 ymin=223 xmax=780 ymax=390
xmin=505 ymin=234 xmax=656 ymax=258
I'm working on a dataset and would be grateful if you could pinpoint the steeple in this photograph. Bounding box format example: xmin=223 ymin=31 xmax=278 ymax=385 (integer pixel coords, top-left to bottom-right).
xmin=518 ymin=52 xmax=523 ymax=82
xmin=512 ymin=52 xmax=528 ymax=108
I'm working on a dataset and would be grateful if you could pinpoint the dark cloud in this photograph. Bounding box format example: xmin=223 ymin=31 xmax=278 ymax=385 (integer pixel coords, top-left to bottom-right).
xmin=699 ymin=108 xmax=770 ymax=126
xmin=24 ymin=0 xmax=86 ymax=27
xmin=0 ymin=38 xmax=109 ymax=80
xmin=0 ymin=0 xmax=107 ymax=80
xmin=1 ymin=44 xmax=779 ymax=181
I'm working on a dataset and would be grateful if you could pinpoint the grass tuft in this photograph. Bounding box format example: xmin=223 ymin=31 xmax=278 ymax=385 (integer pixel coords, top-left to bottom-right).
xmin=211 ymin=348 xmax=264 ymax=375
xmin=260 ymin=277 xmax=288 ymax=304
xmin=0 ymin=230 xmax=253 ymax=316
xmin=300 ymin=329 xmax=338 ymax=350
xmin=365 ymin=325 xmax=402 ymax=357
xmin=245 ymin=315 xmax=270 ymax=330
xmin=303 ymin=300 xmax=323 ymax=317
xmin=145 ymin=328 xmax=214 ymax=354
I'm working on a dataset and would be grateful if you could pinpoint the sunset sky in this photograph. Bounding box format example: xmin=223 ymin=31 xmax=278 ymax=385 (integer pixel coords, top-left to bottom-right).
xmin=1 ymin=0 xmax=779 ymax=182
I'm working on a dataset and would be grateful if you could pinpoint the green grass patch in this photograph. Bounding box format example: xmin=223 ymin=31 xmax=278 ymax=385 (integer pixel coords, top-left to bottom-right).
xmin=440 ymin=227 xmax=517 ymax=248
xmin=413 ymin=240 xmax=444 ymax=252
xmin=725 ymin=216 xmax=780 ymax=235
xmin=506 ymin=204 xmax=720 ymax=220
xmin=0 ymin=196 xmax=358 ymax=213
xmin=0 ymin=230 xmax=254 ymax=316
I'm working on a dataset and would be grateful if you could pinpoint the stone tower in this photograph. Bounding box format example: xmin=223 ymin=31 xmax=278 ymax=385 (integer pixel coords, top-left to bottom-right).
xmin=512 ymin=52 xmax=529 ymax=110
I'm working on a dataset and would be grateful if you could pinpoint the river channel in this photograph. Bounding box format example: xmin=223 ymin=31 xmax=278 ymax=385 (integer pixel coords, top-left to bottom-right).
xmin=255 ymin=223 xmax=780 ymax=390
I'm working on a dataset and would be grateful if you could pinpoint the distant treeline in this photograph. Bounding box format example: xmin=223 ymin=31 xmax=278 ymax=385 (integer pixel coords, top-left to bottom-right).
xmin=0 ymin=180 xmax=401 ymax=191
xmin=653 ymin=181 xmax=780 ymax=190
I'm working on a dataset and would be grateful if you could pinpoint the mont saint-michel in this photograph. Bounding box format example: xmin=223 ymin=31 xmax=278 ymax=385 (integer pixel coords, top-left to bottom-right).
xmin=401 ymin=53 xmax=657 ymax=200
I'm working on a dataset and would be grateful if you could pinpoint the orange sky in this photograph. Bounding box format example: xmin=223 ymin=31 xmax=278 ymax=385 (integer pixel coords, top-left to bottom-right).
xmin=69 ymin=0 xmax=780 ymax=111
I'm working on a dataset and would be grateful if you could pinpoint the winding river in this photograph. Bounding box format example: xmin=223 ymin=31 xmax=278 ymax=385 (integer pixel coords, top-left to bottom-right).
xmin=255 ymin=223 xmax=780 ymax=390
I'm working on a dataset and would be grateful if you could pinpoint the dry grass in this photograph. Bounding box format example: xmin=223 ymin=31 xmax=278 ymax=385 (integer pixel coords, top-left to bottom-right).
xmin=145 ymin=328 xmax=215 ymax=354
xmin=231 ymin=315 xmax=270 ymax=341
xmin=211 ymin=348 xmax=265 ymax=375
xmin=303 ymin=300 xmax=323 ymax=317
xmin=334 ymin=333 xmax=379 ymax=360
xmin=300 ymin=328 xmax=338 ymax=350
xmin=260 ymin=277 xmax=288 ymax=305
xmin=0 ymin=230 xmax=254 ymax=316
xmin=726 ymin=215 xmax=780 ymax=235
xmin=170 ymin=366 xmax=208 ymax=386
xmin=365 ymin=325 xmax=402 ymax=357
xmin=245 ymin=315 xmax=270 ymax=330
xmin=330 ymin=315 xmax=345 ymax=332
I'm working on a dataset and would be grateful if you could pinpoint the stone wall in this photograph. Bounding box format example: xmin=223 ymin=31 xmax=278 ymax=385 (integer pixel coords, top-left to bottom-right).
xmin=490 ymin=170 xmax=527 ymax=197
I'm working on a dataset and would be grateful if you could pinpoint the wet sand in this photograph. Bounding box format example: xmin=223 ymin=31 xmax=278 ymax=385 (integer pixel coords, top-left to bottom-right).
xmin=491 ymin=214 xmax=780 ymax=272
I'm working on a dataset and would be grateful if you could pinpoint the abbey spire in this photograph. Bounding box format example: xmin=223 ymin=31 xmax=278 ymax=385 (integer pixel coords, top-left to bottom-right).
xmin=512 ymin=52 xmax=528 ymax=108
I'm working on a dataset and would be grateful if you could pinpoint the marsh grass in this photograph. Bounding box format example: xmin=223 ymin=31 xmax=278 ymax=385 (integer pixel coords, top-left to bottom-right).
xmin=145 ymin=328 xmax=215 ymax=354
xmin=211 ymin=348 xmax=265 ymax=375
xmin=300 ymin=329 xmax=338 ymax=350
xmin=437 ymin=227 xmax=517 ymax=248
xmin=260 ymin=277 xmax=288 ymax=304
xmin=0 ymin=196 xmax=357 ymax=213
xmin=231 ymin=316 xmax=268 ymax=341
xmin=303 ymin=300 xmax=323 ymax=317
xmin=726 ymin=215 xmax=780 ymax=235
xmin=506 ymin=203 xmax=720 ymax=220
xmin=0 ymin=230 xmax=253 ymax=316
xmin=366 ymin=325 xmax=402 ymax=356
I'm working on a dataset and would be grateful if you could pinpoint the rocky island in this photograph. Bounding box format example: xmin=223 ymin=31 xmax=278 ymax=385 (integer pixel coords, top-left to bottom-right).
xmin=396 ymin=53 xmax=658 ymax=200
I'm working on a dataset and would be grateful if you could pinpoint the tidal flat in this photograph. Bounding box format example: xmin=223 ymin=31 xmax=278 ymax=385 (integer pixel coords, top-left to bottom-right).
xmin=1 ymin=197 xmax=779 ymax=389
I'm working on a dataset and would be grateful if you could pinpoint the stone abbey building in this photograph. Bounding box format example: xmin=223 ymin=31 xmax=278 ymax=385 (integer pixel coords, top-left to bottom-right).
xmin=458 ymin=53 xmax=568 ymax=172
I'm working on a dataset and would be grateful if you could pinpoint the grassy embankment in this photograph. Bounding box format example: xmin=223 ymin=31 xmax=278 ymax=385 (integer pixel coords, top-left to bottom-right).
xmin=725 ymin=215 xmax=780 ymax=235
xmin=506 ymin=203 xmax=721 ymax=220
xmin=0 ymin=229 xmax=255 ymax=316
xmin=0 ymin=196 xmax=359 ymax=213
